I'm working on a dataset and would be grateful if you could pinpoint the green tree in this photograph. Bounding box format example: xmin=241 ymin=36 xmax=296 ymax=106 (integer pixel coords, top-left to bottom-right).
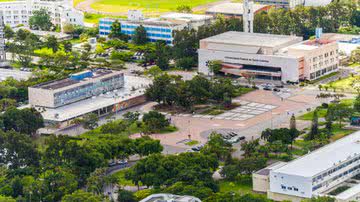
xmin=302 ymin=196 xmax=335 ymax=202
xmin=109 ymin=20 xmax=128 ymax=41
xmin=117 ymin=189 xmax=136 ymax=202
xmin=63 ymin=41 xmax=73 ymax=53
xmin=144 ymin=66 xmax=163 ymax=78
xmin=4 ymin=25 xmax=14 ymax=39
xmin=0 ymin=130 xmax=40 ymax=169
xmin=46 ymin=35 xmax=59 ymax=52
xmin=134 ymin=136 xmax=163 ymax=157
xmin=62 ymin=23 xmax=75 ymax=34
xmin=207 ymin=60 xmax=222 ymax=75
xmin=354 ymin=94 xmax=360 ymax=113
xmin=62 ymin=190 xmax=103 ymax=202
xmin=154 ymin=41 xmax=170 ymax=70
xmin=201 ymin=132 xmax=232 ymax=161
xmin=29 ymin=8 xmax=53 ymax=31
xmin=176 ymin=5 xmax=192 ymax=13
xmin=133 ymin=25 xmax=147 ymax=45
xmin=0 ymin=195 xmax=16 ymax=202
xmin=309 ymin=109 xmax=319 ymax=140
xmin=82 ymin=113 xmax=99 ymax=130
xmin=142 ymin=111 xmax=170 ymax=133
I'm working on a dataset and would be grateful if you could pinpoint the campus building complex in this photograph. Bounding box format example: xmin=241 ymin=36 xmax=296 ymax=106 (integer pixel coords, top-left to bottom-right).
xmin=0 ymin=0 xmax=83 ymax=28
xmin=28 ymin=69 xmax=150 ymax=128
xmin=254 ymin=0 xmax=304 ymax=9
xmin=198 ymin=31 xmax=339 ymax=83
xmin=99 ymin=11 xmax=213 ymax=45
xmin=0 ymin=10 xmax=7 ymax=67
xmin=266 ymin=131 xmax=360 ymax=202
xmin=206 ymin=3 xmax=272 ymax=19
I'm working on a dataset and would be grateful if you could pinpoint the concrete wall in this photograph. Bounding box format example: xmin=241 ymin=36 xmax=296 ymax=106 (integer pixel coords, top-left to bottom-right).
xmin=28 ymin=87 xmax=55 ymax=108
xmin=269 ymin=171 xmax=313 ymax=198
xmin=253 ymin=173 xmax=270 ymax=193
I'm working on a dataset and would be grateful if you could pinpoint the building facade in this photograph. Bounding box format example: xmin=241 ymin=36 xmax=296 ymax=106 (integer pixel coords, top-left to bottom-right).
xmin=254 ymin=0 xmax=305 ymax=9
xmin=198 ymin=31 xmax=338 ymax=83
xmin=0 ymin=0 xmax=83 ymax=28
xmin=268 ymin=131 xmax=360 ymax=202
xmin=29 ymin=69 xmax=125 ymax=108
xmin=99 ymin=12 xmax=213 ymax=45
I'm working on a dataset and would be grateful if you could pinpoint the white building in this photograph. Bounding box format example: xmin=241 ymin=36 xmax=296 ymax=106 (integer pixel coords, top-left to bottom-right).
xmin=198 ymin=31 xmax=338 ymax=83
xmin=254 ymin=0 xmax=305 ymax=9
xmin=268 ymin=131 xmax=360 ymax=202
xmin=0 ymin=0 xmax=83 ymax=28
xmin=206 ymin=3 xmax=272 ymax=19
xmin=99 ymin=11 xmax=213 ymax=45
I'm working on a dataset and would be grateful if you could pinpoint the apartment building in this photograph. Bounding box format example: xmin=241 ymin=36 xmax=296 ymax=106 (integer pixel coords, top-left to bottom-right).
xmin=0 ymin=0 xmax=83 ymax=28
xmin=99 ymin=11 xmax=213 ymax=45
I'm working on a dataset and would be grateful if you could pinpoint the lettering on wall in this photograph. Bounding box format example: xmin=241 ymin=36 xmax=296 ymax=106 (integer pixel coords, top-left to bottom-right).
xmin=225 ymin=56 xmax=270 ymax=63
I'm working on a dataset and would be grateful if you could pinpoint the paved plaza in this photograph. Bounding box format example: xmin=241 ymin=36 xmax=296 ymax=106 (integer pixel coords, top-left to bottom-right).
xmin=177 ymin=100 xmax=277 ymax=121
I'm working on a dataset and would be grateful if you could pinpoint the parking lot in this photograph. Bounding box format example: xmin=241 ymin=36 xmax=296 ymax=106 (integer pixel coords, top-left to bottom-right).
xmin=0 ymin=68 xmax=32 ymax=81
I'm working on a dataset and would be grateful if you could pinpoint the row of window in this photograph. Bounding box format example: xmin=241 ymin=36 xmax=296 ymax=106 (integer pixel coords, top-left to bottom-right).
xmin=313 ymin=164 xmax=360 ymax=192
xmin=280 ymin=185 xmax=299 ymax=192
xmin=309 ymin=64 xmax=338 ymax=80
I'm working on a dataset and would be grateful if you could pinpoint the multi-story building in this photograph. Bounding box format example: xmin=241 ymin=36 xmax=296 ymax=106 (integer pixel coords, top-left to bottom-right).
xmin=29 ymin=69 xmax=124 ymax=108
xmin=0 ymin=0 xmax=83 ymax=28
xmin=206 ymin=3 xmax=272 ymax=19
xmin=28 ymin=69 xmax=150 ymax=129
xmin=198 ymin=31 xmax=338 ymax=83
xmin=99 ymin=11 xmax=213 ymax=45
xmin=254 ymin=0 xmax=304 ymax=9
xmin=0 ymin=10 xmax=6 ymax=67
xmin=266 ymin=131 xmax=360 ymax=202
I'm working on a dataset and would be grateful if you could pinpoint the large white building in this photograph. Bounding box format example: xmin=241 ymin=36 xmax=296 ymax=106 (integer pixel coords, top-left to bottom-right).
xmin=254 ymin=0 xmax=305 ymax=9
xmin=267 ymin=131 xmax=360 ymax=202
xmin=99 ymin=11 xmax=213 ymax=45
xmin=198 ymin=31 xmax=339 ymax=83
xmin=0 ymin=0 xmax=83 ymax=28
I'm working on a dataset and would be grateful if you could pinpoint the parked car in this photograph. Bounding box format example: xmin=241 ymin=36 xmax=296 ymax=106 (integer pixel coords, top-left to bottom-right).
xmin=273 ymin=88 xmax=281 ymax=92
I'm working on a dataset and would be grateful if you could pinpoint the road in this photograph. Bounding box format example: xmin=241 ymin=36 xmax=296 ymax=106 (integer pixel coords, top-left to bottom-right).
xmin=0 ymin=68 xmax=32 ymax=81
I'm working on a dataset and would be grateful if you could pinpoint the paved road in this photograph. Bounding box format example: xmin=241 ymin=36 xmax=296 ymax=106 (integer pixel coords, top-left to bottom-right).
xmin=0 ymin=68 xmax=32 ymax=81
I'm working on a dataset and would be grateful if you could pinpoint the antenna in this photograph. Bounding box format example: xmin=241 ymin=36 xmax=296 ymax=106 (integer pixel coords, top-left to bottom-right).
xmin=243 ymin=0 xmax=254 ymax=33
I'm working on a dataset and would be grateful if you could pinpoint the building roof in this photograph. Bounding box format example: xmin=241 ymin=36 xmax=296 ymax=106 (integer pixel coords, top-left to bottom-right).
xmin=304 ymin=0 xmax=332 ymax=6
xmin=206 ymin=3 xmax=270 ymax=16
xmin=160 ymin=13 xmax=213 ymax=22
xmin=38 ymin=75 xmax=151 ymax=122
xmin=335 ymin=183 xmax=360 ymax=200
xmin=32 ymin=69 xmax=116 ymax=90
xmin=273 ymin=131 xmax=360 ymax=177
xmin=201 ymin=31 xmax=302 ymax=48
xmin=255 ymin=161 xmax=287 ymax=176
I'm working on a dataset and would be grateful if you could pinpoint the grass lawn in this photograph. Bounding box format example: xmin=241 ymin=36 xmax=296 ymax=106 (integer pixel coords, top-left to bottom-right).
xmin=84 ymin=13 xmax=126 ymax=24
xmin=185 ymin=140 xmax=199 ymax=146
xmin=112 ymin=168 xmax=136 ymax=186
xmin=218 ymin=180 xmax=253 ymax=195
xmin=326 ymin=76 xmax=359 ymax=92
xmin=90 ymin=0 xmax=220 ymax=13
xmin=73 ymin=0 xmax=84 ymax=6
xmin=298 ymin=108 xmax=327 ymax=120
xmin=330 ymin=125 xmax=356 ymax=142
xmin=349 ymin=63 xmax=360 ymax=68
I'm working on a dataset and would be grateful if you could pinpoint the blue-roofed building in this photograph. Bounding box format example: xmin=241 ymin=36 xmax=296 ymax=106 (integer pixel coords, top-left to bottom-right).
xmin=99 ymin=11 xmax=213 ymax=45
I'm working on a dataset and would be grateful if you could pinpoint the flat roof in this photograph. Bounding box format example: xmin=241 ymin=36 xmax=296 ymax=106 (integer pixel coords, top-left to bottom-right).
xmin=255 ymin=161 xmax=287 ymax=176
xmin=160 ymin=12 xmax=213 ymax=21
xmin=273 ymin=131 xmax=360 ymax=177
xmin=39 ymin=76 xmax=151 ymax=122
xmin=206 ymin=3 xmax=270 ymax=15
xmin=33 ymin=69 xmax=117 ymax=90
xmin=335 ymin=183 xmax=360 ymax=200
xmin=201 ymin=31 xmax=302 ymax=48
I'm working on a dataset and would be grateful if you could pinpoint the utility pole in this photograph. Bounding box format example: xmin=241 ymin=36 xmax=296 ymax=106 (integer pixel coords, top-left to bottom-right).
xmin=243 ymin=0 xmax=254 ymax=33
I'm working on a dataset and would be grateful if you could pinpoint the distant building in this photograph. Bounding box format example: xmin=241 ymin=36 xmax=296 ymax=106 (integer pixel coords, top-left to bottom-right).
xmin=0 ymin=10 xmax=8 ymax=67
xmin=206 ymin=3 xmax=272 ymax=18
xmin=198 ymin=31 xmax=339 ymax=83
xmin=28 ymin=69 xmax=150 ymax=128
xmin=139 ymin=194 xmax=201 ymax=202
xmin=320 ymin=33 xmax=360 ymax=56
xmin=252 ymin=162 xmax=287 ymax=193
xmin=0 ymin=0 xmax=84 ymax=28
xmin=254 ymin=0 xmax=304 ymax=9
xmin=99 ymin=11 xmax=213 ymax=45
xmin=304 ymin=0 xmax=332 ymax=7
xmin=261 ymin=131 xmax=360 ymax=202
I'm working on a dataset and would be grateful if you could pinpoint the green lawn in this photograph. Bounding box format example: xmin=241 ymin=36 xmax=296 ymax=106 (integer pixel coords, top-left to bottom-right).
xmin=112 ymin=169 xmax=136 ymax=186
xmin=326 ymin=76 xmax=357 ymax=92
xmin=218 ymin=179 xmax=253 ymax=195
xmin=90 ymin=0 xmax=220 ymax=13
xmin=84 ymin=13 xmax=126 ymax=24
xmin=298 ymin=108 xmax=327 ymax=120
xmin=349 ymin=63 xmax=360 ymax=68
xmin=185 ymin=140 xmax=200 ymax=146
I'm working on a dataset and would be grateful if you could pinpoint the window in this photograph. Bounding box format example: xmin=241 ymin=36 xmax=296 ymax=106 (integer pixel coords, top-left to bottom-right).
xmin=294 ymin=188 xmax=299 ymax=191
xmin=287 ymin=187 xmax=293 ymax=190
xmin=281 ymin=185 xmax=286 ymax=189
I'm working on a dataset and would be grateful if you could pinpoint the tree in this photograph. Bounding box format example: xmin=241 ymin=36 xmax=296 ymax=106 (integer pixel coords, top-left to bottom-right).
xmin=302 ymin=196 xmax=335 ymax=202
xmin=62 ymin=190 xmax=103 ymax=202
xmin=82 ymin=113 xmax=99 ymax=130
xmin=176 ymin=5 xmax=192 ymax=13
xmin=354 ymin=94 xmax=360 ymax=113
xmin=207 ymin=60 xmax=222 ymax=75
xmin=144 ymin=66 xmax=163 ymax=78
xmin=4 ymin=25 xmax=14 ymax=39
xmin=175 ymin=57 xmax=195 ymax=70
xmin=325 ymin=107 xmax=334 ymax=133
xmin=133 ymin=25 xmax=147 ymax=45
xmin=154 ymin=41 xmax=170 ymax=70
xmin=0 ymin=130 xmax=40 ymax=169
xmin=29 ymin=8 xmax=53 ymax=31
xmin=0 ymin=195 xmax=16 ymax=202
xmin=1 ymin=107 xmax=44 ymax=135
xmin=201 ymin=132 xmax=232 ymax=161
xmin=118 ymin=189 xmax=136 ymax=202
xmin=134 ymin=136 xmax=163 ymax=157
xmin=123 ymin=111 xmax=140 ymax=123
xmin=86 ymin=168 xmax=108 ymax=195
xmin=333 ymin=103 xmax=353 ymax=128
xmin=63 ymin=23 xmax=75 ymax=34
xmin=45 ymin=35 xmax=59 ymax=52
xmin=109 ymin=20 xmax=127 ymax=41
xmin=241 ymin=139 xmax=260 ymax=158
xmin=63 ymin=41 xmax=73 ymax=53
xmin=309 ymin=109 xmax=319 ymax=140
xmin=142 ymin=111 xmax=170 ymax=133
xmin=220 ymin=156 xmax=267 ymax=180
